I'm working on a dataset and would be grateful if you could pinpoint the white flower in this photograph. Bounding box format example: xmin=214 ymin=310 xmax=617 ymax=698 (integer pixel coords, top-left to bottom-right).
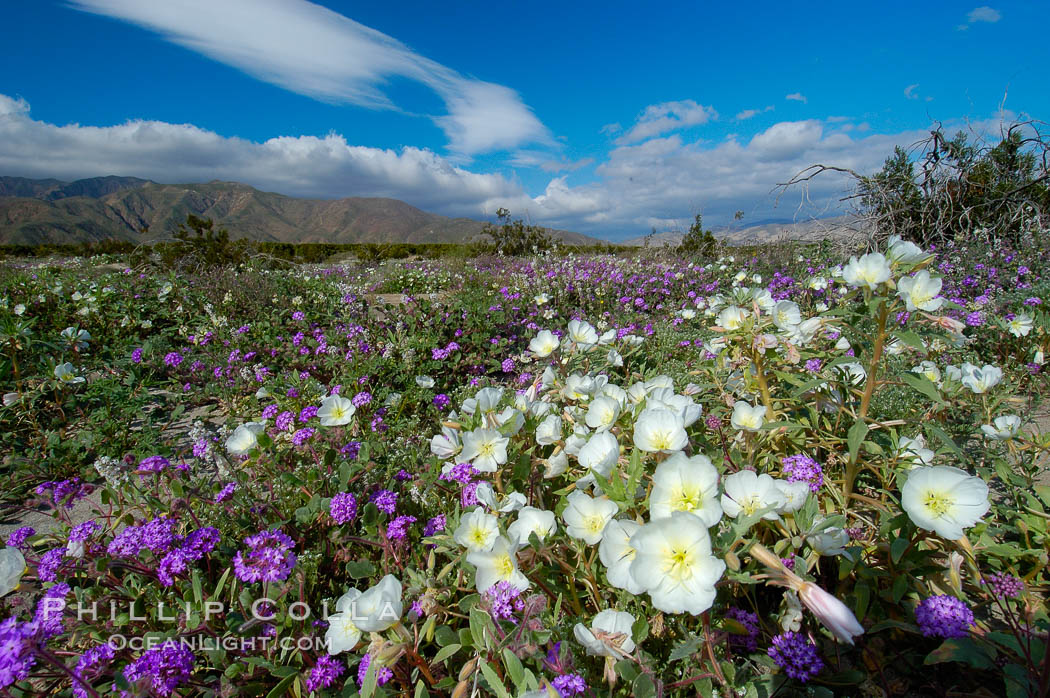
xmin=475 ymin=484 xmax=526 ymax=513
xmin=1008 ymin=313 xmax=1034 ymax=337
xmin=598 ymin=519 xmax=646 ymax=594
xmin=806 ymin=518 xmax=850 ymax=557
xmin=574 ymin=609 xmax=637 ymax=657
xmin=3 ymin=392 xmax=19 ymax=407
xmin=543 ymin=450 xmax=569 ymax=478
xmin=772 ymin=301 xmax=801 ymax=331
xmin=534 ymin=293 xmax=550 ymax=305
xmin=453 ymin=508 xmax=500 ymax=552
xmin=720 ymin=470 xmax=785 ymax=523
xmin=430 ymin=427 xmax=461 ymax=460
xmin=842 ymin=252 xmax=891 ymax=290
xmin=415 ymin=375 xmax=435 ymax=388
xmin=508 ymin=507 xmax=557 ymax=547
xmin=897 ymin=270 xmax=944 ymax=312
xmin=566 ymin=320 xmax=599 ymax=350
xmin=585 ymin=397 xmax=621 ymax=432
xmin=226 ymin=421 xmax=266 ymax=456
xmin=961 ymin=364 xmax=1002 ymax=394
xmin=716 ymin=306 xmax=749 ymax=330
xmin=353 ymin=575 xmax=403 ymax=632
xmin=628 ymin=513 xmax=726 ymax=615
xmin=529 ymin=330 xmax=560 ymax=357
xmin=730 ymin=401 xmax=766 ymax=432
xmin=981 ymin=415 xmax=1022 ymax=440
xmin=467 ymin=536 xmax=530 ymax=592
xmin=325 ymin=588 xmax=364 ymax=653
xmin=0 ymin=548 xmax=26 ymax=597
xmin=633 ymin=408 xmax=688 ymax=453
xmin=53 ymin=362 xmax=85 ymax=385
xmin=774 ymin=480 xmax=810 ymax=513
xmin=887 ymin=235 xmax=930 ymax=265
xmin=535 ymin=414 xmax=563 ymax=446
xmin=912 ymin=361 xmax=942 ymax=385
xmin=649 ymin=452 xmax=723 ymax=527
xmin=459 ymin=428 xmax=509 ymax=472
xmin=562 ymin=491 xmax=619 ymax=544
xmin=900 ymin=466 xmax=990 ymax=540
xmin=577 ymin=431 xmax=620 ymax=478
xmin=897 ymin=435 xmax=935 ymax=466
xmin=317 ymin=395 xmax=356 ymax=426
xmin=13 ymin=304 xmax=25 ymax=315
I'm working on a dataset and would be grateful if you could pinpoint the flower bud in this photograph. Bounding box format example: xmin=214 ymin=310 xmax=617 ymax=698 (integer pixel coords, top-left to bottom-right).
xmin=797 ymin=582 xmax=865 ymax=645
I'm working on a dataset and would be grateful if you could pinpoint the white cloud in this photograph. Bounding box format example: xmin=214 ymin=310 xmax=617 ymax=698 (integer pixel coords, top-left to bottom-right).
xmin=69 ymin=0 xmax=550 ymax=156
xmin=785 ymin=93 xmax=808 ymax=104
xmin=735 ymin=105 xmax=774 ymax=121
xmin=4 ymin=93 xmax=1006 ymax=241
xmin=967 ymin=6 xmax=1001 ymax=23
xmin=0 ymin=94 xmax=520 ymax=215
xmin=615 ymin=100 xmax=717 ymax=145
xmin=904 ymin=84 xmax=920 ymax=100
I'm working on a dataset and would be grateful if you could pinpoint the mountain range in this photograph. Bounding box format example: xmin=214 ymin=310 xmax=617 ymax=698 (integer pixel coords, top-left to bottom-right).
xmin=0 ymin=176 xmax=599 ymax=246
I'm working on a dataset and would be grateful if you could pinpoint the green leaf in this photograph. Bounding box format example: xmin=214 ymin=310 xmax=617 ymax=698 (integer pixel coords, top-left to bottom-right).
xmin=266 ymin=673 xmax=297 ymax=698
xmin=891 ymin=536 xmax=910 ymax=564
xmin=479 ymin=660 xmax=511 ymax=698
xmin=901 ymin=372 xmax=943 ymax=403
xmin=432 ymin=644 xmax=461 ymax=664
xmin=414 ymin=680 xmax=429 ymax=698
xmin=848 ymin=419 xmax=868 ymax=464
xmin=346 ymin=560 xmax=376 ymax=579
xmin=502 ymin=648 xmax=525 ymax=690
xmin=668 ymin=633 xmax=703 ymax=662
xmin=926 ymin=424 xmax=963 ymax=457
xmin=925 ymin=637 xmax=995 ymax=669
xmin=632 ymin=673 xmax=656 ymax=698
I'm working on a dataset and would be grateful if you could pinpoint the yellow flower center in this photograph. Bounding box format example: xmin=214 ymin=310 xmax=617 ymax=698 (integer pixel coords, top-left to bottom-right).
xmin=494 ymin=554 xmax=515 ymax=578
xmin=741 ymin=497 xmax=760 ymax=516
xmin=923 ymin=490 xmax=954 ymax=517
xmin=665 ymin=546 xmax=695 ymax=582
xmin=469 ymin=527 xmax=490 ymax=548
xmin=584 ymin=515 xmax=607 ymax=536
xmin=670 ymin=485 xmax=701 ymax=512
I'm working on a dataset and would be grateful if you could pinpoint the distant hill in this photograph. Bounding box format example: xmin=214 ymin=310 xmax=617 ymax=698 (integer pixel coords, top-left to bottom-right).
xmin=0 ymin=176 xmax=598 ymax=246
xmin=620 ymin=215 xmax=869 ymax=247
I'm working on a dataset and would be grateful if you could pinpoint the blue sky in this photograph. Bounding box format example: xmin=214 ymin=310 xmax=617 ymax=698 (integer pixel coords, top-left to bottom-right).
xmin=1 ymin=1 xmax=1047 ymax=240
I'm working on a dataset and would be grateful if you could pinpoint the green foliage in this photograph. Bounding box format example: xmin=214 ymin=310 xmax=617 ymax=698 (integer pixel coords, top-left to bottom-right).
xmin=478 ymin=208 xmax=555 ymax=256
xmin=678 ymin=213 xmax=717 ymax=257
xmin=147 ymin=214 xmax=252 ymax=270
xmin=859 ymin=123 xmax=1050 ymax=247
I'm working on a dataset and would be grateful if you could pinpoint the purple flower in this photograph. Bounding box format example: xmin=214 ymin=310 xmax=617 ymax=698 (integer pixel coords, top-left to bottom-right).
xmin=120 ymin=641 xmax=195 ymax=697
xmin=804 ymin=358 xmax=822 ymax=373
xmin=34 ymin=583 xmax=70 ymax=639
xmin=5 ymin=527 xmax=34 ymax=550
xmin=432 ymin=393 xmax=451 ymax=410
xmin=141 ymin=517 xmax=178 ymax=554
xmin=69 ymin=520 xmax=100 ymax=543
xmin=352 ymin=392 xmax=372 ymax=407
xmin=330 ymin=493 xmax=358 ymax=525
xmin=306 ymin=655 xmax=345 ymax=693
xmin=781 ymin=454 xmax=824 ymax=492
xmin=984 ymin=572 xmax=1024 ymax=599
xmin=726 ymin=607 xmax=760 ymax=652
xmin=275 ymin=411 xmax=295 ymax=431
xmin=357 ymin=654 xmax=393 ymax=687
xmin=137 ymin=456 xmax=171 ymax=474
xmin=340 ymin=441 xmax=361 ymax=459
xmin=299 ymin=406 xmax=319 ymax=422
xmin=501 ymin=358 xmax=515 ymax=373
xmin=915 ymin=595 xmax=975 ymax=638
xmin=552 ymin=673 xmax=587 ymax=696
xmin=232 ymin=529 xmax=297 ymax=584
xmin=72 ymin=643 xmax=114 ymax=698
xmin=260 ymin=404 xmax=279 ymax=419
xmin=387 ymin=516 xmax=416 ymax=541
xmin=423 ymin=514 xmax=446 ymax=536
xmin=482 ymin=580 xmax=525 ymax=622
xmin=131 ymin=348 xmax=143 ymax=364
xmin=214 ymin=482 xmax=237 ymax=503
xmin=768 ymin=632 xmax=824 ymax=683
xmin=370 ymin=490 xmax=397 ymax=515
xmin=292 ymin=428 xmax=316 ymax=446
xmin=0 ymin=617 xmax=37 ymax=689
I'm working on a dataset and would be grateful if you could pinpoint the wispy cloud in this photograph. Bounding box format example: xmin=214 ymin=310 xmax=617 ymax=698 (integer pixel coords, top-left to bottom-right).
xmin=785 ymin=92 xmax=808 ymax=104
xmin=615 ymin=100 xmax=717 ymax=145
xmin=68 ymin=0 xmax=551 ymax=156
xmin=958 ymin=6 xmax=1001 ymax=29
xmin=735 ymin=105 xmax=774 ymax=121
